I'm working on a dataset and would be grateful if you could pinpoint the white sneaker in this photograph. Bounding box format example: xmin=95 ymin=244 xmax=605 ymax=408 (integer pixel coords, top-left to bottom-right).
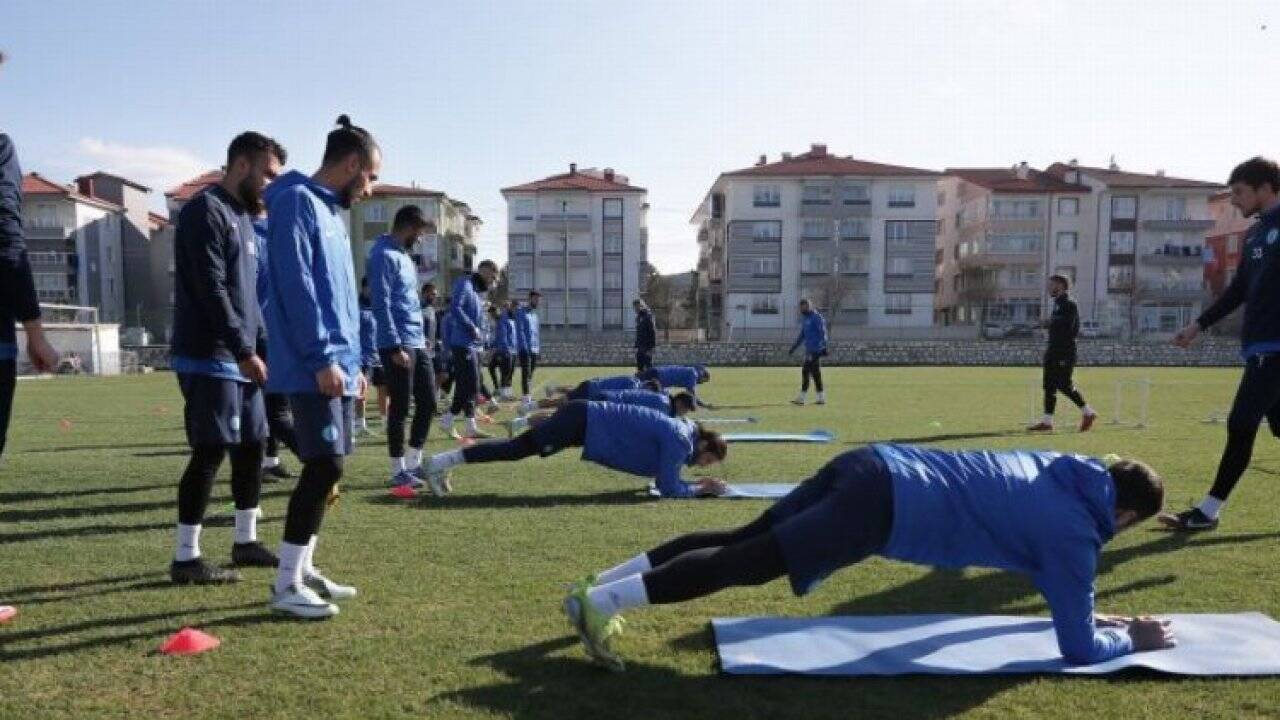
xmin=270 ymin=583 xmax=338 ymax=619
xmin=304 ymin=570 xmax=358 ymax=601
xmin=816 ymin=393 xmax=826 ymax=405
xmin=425 ymin=468 xmax=452 ymax=497
xmin=791 ymin=393 xmax=806 ymax=406
xmin=486 ymin=398 xmax=501 ymax=413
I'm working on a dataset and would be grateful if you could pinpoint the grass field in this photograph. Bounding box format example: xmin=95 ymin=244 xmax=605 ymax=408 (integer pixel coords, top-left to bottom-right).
xmin=2 ymin=366 xmax=1279 ymax=719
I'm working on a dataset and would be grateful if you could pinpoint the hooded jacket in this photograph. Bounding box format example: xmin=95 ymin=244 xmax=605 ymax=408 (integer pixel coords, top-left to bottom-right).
xmin=582 ymin=402 xmax=699 ymax=498
xmin=790 ymin=310 xmax=828 ymax=355
xmin=594 ymin=388 xmax=672 ymax=415
xmin=0 ymin=134 xmax=39 ymax=359
xmin=447 ymin=273 xmax=486 ymax=350
xmin=515 ymin=304 xmax=541 ymax=354
xmin=367 ymin=233 xmax=426 ymax=351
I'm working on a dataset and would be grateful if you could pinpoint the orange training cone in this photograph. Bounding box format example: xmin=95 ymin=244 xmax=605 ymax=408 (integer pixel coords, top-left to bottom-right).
xmin=0 ymin=605 xmax=17 ymax=624
xmin=58 ymin=418 xmax=73 ymax=432
xmin=389 ymin=484 xmax=418 ymax=500
xmin=160 ymin=627 xmax=220 ymax=656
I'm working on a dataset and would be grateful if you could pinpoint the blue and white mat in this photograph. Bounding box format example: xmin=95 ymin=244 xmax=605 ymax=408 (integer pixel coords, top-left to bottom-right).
xmin=648 ymin=483 xmax=796 ymax=499
xmin=712 ymin=613 xmax=1280 ymax=676
xmin=723 ymin=430 xmax=835 ymax=444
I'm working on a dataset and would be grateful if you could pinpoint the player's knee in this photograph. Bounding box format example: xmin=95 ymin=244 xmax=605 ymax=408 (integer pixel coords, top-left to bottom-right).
xmin=1226 ymin=408 xmax=1262 ymax=436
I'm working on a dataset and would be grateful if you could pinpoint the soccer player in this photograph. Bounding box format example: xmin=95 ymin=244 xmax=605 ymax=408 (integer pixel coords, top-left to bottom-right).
xmin=634 ymin=298 xmax=656 ymax=373
xmin=418 ymin=401 xmax=728 ymax=499
xmin=484 ymin=304 xmax=517 ymax=403
xmin=1162 ymin=157 xmax=1280 ymax=532
xmin=251 ymin=214 xmax=298 ymax=481
xmin=1 ymin=57 xmax=61 ymax=623
xmin=563 ymin=443 xmax=1172 ymax=671
xmin=498 ymin=301 xmax=520 ymax=399
xmin=168 ymin=132 xmax=284 ymax=585
xmin=356 ymin=279 xmax=381 ymax=436
xmin=637 ymin=364 xmax=712 ymax=407
xmin=368 ymin=205 xmax=437 ymax=488
xmin=439 ymin=259 xmax=499 ymax=439
xmin=544 ymin=374 xmax=651 ymax=404
xmin=261 ymin=115 xmax=379 ymax=618
xmin=1028 ymin=274 xmax=1097 ymax=433
xmin=515 ymin=290 xmax=542 ymax=413
xmin=509 ymin=390 xmax=696 ymax=436
xmin=788 ymin=298 xmax=828 ymax=406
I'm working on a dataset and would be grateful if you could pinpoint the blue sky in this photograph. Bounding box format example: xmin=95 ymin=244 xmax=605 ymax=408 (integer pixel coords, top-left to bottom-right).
xmin=2 ymin=0 xmax=1276 ymax=272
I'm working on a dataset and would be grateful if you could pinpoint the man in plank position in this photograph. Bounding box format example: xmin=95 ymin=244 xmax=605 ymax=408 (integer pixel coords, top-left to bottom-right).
xmin=563 ymin=443 xmax=1173 ymax=671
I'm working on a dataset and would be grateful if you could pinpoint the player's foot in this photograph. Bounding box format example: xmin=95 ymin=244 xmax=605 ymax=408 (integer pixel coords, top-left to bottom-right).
xmin=544 ymin=385 xmax=556 ymax=399
xmin=1026 ymin=422 xmax=1053 ymax=432
xmin=464 ymin=422 xmax=492 ymax=439
xmin=505 ymin=416 xmax=529 ymax=438
xmin=170 ymin=558 xmax=242 ymax=585
xmin=1080 ymin=413 xmax=1097 ymax=433
xmin=791 ymin=393 xmax=806 ymax=406
xmin=563 ymin=586 xmax=626 ymax=672
xmin=815 ymin=393 xmax=826 ymax=405
xmin=1156 ymin=507 xmax=1219 ymax=532
xmin=303 ymin=569 xmax=358 ymax=601
xmin=264 ymin=463 xmax=293 ymax=481
xmin=419 ymin=467 xmax=452 ymax=497
xmin=486 ymin=398 xmax=501 ymax=413
xmin=231 ymin=541 xmax=279 ymax=568
xmin=390 ymin=470 xmax=425 ymax=490
xmin=0 ymin=605 xmax=17 ymax=624
xmin=270 ymin=583 xmax=338 ymax=619
xmin=563 ymin=573 xmax=598 ymax=593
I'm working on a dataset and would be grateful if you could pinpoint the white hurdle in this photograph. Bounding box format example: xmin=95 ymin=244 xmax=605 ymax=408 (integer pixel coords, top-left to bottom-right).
xmin=1107 ymin=378 xmax=1151 ymax=429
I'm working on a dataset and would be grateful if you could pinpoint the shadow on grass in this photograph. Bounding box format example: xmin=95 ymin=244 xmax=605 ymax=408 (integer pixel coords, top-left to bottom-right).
xmin=24 ymin=442 xmax=188 ymax=454
xmin=0 ymin=516 xmax=282 ymax=545
xmin=844 ymin=430 xmax=1026 ymax=446
xmin=0 ymin=481 xmax=177 ymax=504
xmin=364 ymin=488 xmax=653 ymax=510
xmin=0 ymin=490 xmax=293 ymax=524
xmin=431 ymin=636 xmax=1023 ymax=720
xmin=0 ymin=571 xmax=168 ymax=599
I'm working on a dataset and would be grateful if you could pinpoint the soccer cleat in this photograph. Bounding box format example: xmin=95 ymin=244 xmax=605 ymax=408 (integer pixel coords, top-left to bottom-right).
xmin=390 ymin=470 xmax=426 ymax=490
xmin=389 ymin=484 xmax=418 ymax=500
xmin=486 ymin=398 xmax=502 ymax=413
xmin=1026 ymin=422 xmax=1054 ymax=433
xmin=815 ymin=393 xmax=826 ymax=405
xmin=1080 ymin=413 xmax=1098 ymax=433
xmin=170 ymin=558 xmax=242 ymax=585
xmin=423 ymin=468 xmax=452 ymax=497
xmin=270 ymin=583 xmax=339 ymax=619
xmin=563 ymin=586 xmax=626 ymax=672
xmin=464 ymin=424 xmax=492 ymax=440
xmin=791 ymin=394 xmax=806 ymax=406
xmin=0 ymin=605 xmax=17 ymax=624
xmin=1157 ymin=507 xmax=1219 ymax=532
xmin=304 ymin=570 xmax=358 ymax=601
xmin=231 ymin=541 xmax=280 ymax=568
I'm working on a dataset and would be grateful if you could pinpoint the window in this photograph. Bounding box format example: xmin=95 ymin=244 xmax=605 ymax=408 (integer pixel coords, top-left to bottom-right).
xmin=884 ymin=294 xmax=912 ymax=314
xmin=1057 ymin=197 xmax=1079 ymax=216
xmin=754 ymin=257 xmax=780 ymax=276
xmin=513 ymin=199 xmax=536 ymax=221
xmin=839 ymin=217 xmax=868 ymax=239
xmin=887 ymin=186 xmax=916 ymax=207
xmin=800 ymin=252 xmax=827 ymax=274
xmin=33 ymin=272 xmax=65 ymax=291
xmin=363 ymin=203 xmax=387 ymax=222
xmin=510 ymin=235 xmax=533 ymax=254
xmin=1005 ymin=267 xmax=1040 ymax=287
xmin=802 ymin=185 xmax=832 ymax=205
xmin=841 ymin=183 xmax=870 ymax=204
xmin=752 ymin=222 xmax=781 ymax=240
xmin=512 ymin=269 xmax=533 ymax=289
xmin=1228 ymin=235 xmax=1239 ymax=253
xmin=1109 ymin=231 xmax=1135 ymax=254
xmin=801 ymin=219 xmax=830 ymax=238
xmin=1160 ymin=197 xmax=1186 ymax=220
xmin=30 ymin=203 xmax=60 ymax=228
xmin=752 ymin=184 xmax=780 ymax=207
xmin=603 ymin=198 xmax=623 ymax=218
xmin=603 ymin=233 xmax=623 ymax=254
xmin=603 ymin=269 xmax=622 ymax=289
xmin=952 ymin=275 xmax=961 ymax=292
xmin=839 ymin=253 xmax=870 ymax=273
xmin=987 ymin=233 xmax=1041 ymax=253
xmin=538 ymin=267 xmax=565 ymax=289
xmin=750 ymin=295 xmax=780 ymax=315
xmin=991 ymin=200 xmax=1041 ymax=218
xmin=1055 ymin=232 xmax=1078 ymax=252
xmin=1054 ymin=266 xmax=1077 ymax=284
xmin=1111 ymin=196 xmax=1137 ymax=220
xmin=1108 ymin=264 xmax=1134 ymax=291
xmin=885 ymin=220 xmax=936 ymax=243
xmin=887 ymin=257 xmax=914 ymax=276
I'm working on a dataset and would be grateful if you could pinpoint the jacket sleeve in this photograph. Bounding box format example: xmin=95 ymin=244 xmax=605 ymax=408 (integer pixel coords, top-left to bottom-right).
xmin=369 ymin=251 xmax=403 ymax=349
xmin=515 ymin=310 xmax=530 ymax=350
xmin=1033 ymin=540 xmax=1133 ymax=665
xmin=180 ymin=202 xmax=253 ymax=360
xmin=0 ymin=134 xmax=40 ymax=324
xmin=1198 ymin=253 xmax=1248 ymax=329
xmin=653 ymin=427 xmax=696 ymax=498
xmin=816 ymin=315 xmax=828 ymax=348
xmin=269 ymin=190 xmax=338 ymax=373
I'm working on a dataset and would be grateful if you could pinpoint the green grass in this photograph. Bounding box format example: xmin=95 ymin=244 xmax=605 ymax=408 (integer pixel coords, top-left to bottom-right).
xmin=1 ymin=366 xmax=1279 ymax=719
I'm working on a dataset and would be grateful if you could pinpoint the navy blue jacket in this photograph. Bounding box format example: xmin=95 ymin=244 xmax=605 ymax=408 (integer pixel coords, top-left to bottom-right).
xmin=447 ymin=273 xmax=485 ymax=350
xmin=0 ymin=134 xmax=38 ymax=359
xmin=359 ymin=302 xmax=380 ymax=368
xmin=170 ymin=184 xmax=265 ymax=378
xmin=635 ymin=307 xmax=656 ymax=351
xmin=1198 ymin=203 xmax=1280 ymax=359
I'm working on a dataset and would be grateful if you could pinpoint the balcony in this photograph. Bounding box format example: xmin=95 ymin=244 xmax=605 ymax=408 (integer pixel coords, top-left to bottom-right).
xmin=958 ymin=245 xmax=1043 ymax=267
xmin=1143 ymin=281 xmax=1204 ymax=300
xmin=1140 ymin=245 xmax=1204 ymax=266
xmin=536 ymin=213 xmax=591 ymax=233
xmin=1141 ymin=216 xmax=1215 ymax=231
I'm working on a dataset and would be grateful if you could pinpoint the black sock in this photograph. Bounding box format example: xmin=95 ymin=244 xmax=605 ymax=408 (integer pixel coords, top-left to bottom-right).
xmin=177 ymin=445 xmax=226 ymax=525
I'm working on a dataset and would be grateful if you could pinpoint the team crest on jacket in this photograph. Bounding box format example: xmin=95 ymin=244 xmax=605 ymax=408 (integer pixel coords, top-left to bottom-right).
xmin=1268 ymin=228 xmax=1278 ymax=245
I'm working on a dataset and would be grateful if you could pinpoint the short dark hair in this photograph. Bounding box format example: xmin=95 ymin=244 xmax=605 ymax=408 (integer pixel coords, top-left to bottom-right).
xmin=477 ymin=259 xmax=498 ymax=272
xmin=393 ymin=205 xmax=434 ymax=233
xmin=697 ymin=426 xmax=728 ymax=461
xmin=322 ymin=114 xmax=379 ymax=168
xmin=1049 ymin=273 xmax=1071 ymax=290
xmin=422 ymin=282 xmax=436 ymax=292
xmin=528 ymin=290 xmax=542 ymax=298
xmin=1228 ymin=156 xmax=1280 ymax=193
xmin=227 ymin=131 xmax=287 ymax=169
xmin=672 ymin=391 xmax=696 ymax=411
xmin=1109 ymin=458 xmax=1163 ymax=521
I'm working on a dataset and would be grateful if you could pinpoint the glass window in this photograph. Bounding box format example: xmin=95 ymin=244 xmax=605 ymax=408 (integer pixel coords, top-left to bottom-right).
xmin=991 ymin=200 xmax=1041 ymax=218
xmin=510 ymin=235 xmax=533 ymax=254
xmin=363 ymin=203 xmax=387 ymax=222
xmin=603 ymin=233 xmax=623 ymax=254
xmin=802 ymin=185 xmax=832 ymax=205
xmin=1055 ymin=232 xmax=1078 ymax=252
xmin=603 ymin=269 xmax=622 ymax=289
xmin=1112 ymin=196 xmax=1137 ymax=219
xmin=987 ymin=233 xmax=1042 ymax=253
xmin=801 ymin=252 xmax=827 ymax=273
xmin=887 ymin=257 xmax=914 ymax=276
xmin=603 ymin=198 xmax=623 ymax=218
xmin=1109 ymin=231 xmax=1135 ymax=254
xmin=887 ymin=186 xmax=916 ymax=207
xmin=841 ymin=183 xmax=870 ymax=204
xmin=884 ymin=294 xmax=912 ymax=314
xmin=752 ymin=185 xmax=780 ymax=207
xmin=752 ymin=222 xmax=781 ymax=240
xmin=1161 ymin=197 xmax=1186 ymax=220
xmin=512 ymin=269 xmax=533 ymax=289
xmin=754 ymin=257 xmax=780 ymax=275
xmin=802 ymin=219 xmax=829 ymax=238
xmin=839 ymin=218 xmax=868 ymax=238
xmin=839 ymin=253 xmax=870 ymax=273
xmin=1108 ymin=264 xmax=1134 ymax=290
xmin=750 ymin=295 xmax=780 ymax=314
xmin=1058 ymin=197 xmax=1079 ymax=216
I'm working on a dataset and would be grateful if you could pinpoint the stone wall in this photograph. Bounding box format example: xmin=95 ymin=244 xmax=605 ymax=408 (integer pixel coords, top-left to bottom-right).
xmin=126 ymin=339 xmax=1242 ymax=371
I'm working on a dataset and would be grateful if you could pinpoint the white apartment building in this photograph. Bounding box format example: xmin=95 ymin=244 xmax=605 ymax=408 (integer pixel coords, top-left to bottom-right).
xmin=502 ymin=164 xmax=649 ymax=332
xmin=692 ymin=144 xmax=939 ymax=338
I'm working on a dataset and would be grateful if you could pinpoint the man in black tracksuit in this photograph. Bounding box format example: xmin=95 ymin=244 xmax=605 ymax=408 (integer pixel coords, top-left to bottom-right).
xmin=634 ymin=299 xmax=656 ymax=373
xmin=1163 ymin=156 xmax=1280 ymax=532
xmin=1028 ymin=274 xmax=1096 ymax=433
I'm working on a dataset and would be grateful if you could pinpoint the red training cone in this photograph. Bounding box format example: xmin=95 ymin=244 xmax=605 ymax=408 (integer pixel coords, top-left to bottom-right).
xmin=159 ymin=627 xmax=220 ymax=656
xmin=389 ymin=484 xmax=418 ymax=500
xmin=0 ymin=605 xmax=17 ymax=624
xmin=58 ymin=418 xmax=73 ymax=432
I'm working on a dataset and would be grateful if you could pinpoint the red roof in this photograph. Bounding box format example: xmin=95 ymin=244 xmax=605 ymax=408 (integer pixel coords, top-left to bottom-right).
xmin=75 ymin=171 xmax=150 ymax=192
xmin=724 ymin=146 xmax=938 ymax=178
xmin=1045 ymin=162 xmax=1222 ymax=190
xmin=148 ymin=212 xmax=170 ymax=229
xmin=165 ymin=170 xmax=224 ymax=201
xmin=945 ymin=167 xmax=1090 ymax=193
xmin=371 ymin=183 xmax=444 ymax=198
xmin=21 ymin=173 xmax=122 ymax=211
xmin=502 ymin=169 xmax=645 ymax=193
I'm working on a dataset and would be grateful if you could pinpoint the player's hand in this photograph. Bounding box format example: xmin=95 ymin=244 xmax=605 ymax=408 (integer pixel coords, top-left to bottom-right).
xmin=238 ymin=354 xmax=268 ymax=385
xmin=315 ymin=364 xmax=347 ymax=398
xmin=24 ymin=328 xmax=58 ymax=373
xmin=392 ymin=349 xmax=411 ymax=368
xmin=1127 ymin=617 xmax=1175 ymax=652
xmin=694 ymin=477 xmax=728 ymax=497
xmin=1094 ymin=613 xmax=1134 ymax=628
xmin=1172 ymin=322 xmax=1200 ymax=348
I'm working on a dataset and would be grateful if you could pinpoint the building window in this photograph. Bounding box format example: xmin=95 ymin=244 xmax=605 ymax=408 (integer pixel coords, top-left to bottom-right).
xmin=1109 ymin=231 xmax=1135 ymax=254
xmin=802 ymin=185 xmax=832 ymax=205
xmin=752 ymin=184 xmax=780 ymax=207
xmin=884 ymin=294 xmax=912 ymax=314
xmin=1108 ymin=264 xmax=1134 ymax=291
xmin=1228 ymin=235 xmax=1239 ymax=253
xmin=512 ymin=269 xmax=533 ymax=289
xmin=752 ymin=257 xmax=780 ymax=276
xmin=513 ymin=199 xmax=536 ymax=221
xmin=991 ymin=200 xmax=1041 ymax=218
xmin=885 ymin=219 xmax=935 ymax=243
xmin=1111 ymin=196 xmax=1137 ymax=220
xmin=801 ymin=218 xmax=830 ymax=239
xmin=839 ymin=252 xmax=869 ymax=274
xmin=887 ymin=186 xmax=916 ymax=207
xmin=1058 ymin=197 xmax=1080 ymax=216
xmin=363 ymin=203 xmax=387 ymax=222
xmin=1054 ymin=266 xmax=1077 ymax=284
xmin=1159 ymin=196 xmax=1187 ymax=220
xmin=752 ymin=222 xmax=781 ymax=241
xmin=603 ymin=198 xmax=623 ymax=218
xmin=841 ymin=182 xmax=870 ymax=205
xmin=603 ymin=233 xmax=623 ymax=254
xmin=800 ymin=252 xmax=827 ymax=274
xmin=986 ymin=233 xmax=1041 ymax=254
xmin=1055 ymin=232 xmax=1078 ymax=252
xmin=510 ymin=235 xmax=533 ymax=254
xmin=839 ymin=217 xmax=868 ymax=239
xmin=1004 ymin=267 xmax=1040 ymax=288
xmin=750 ymin=295 xmax=780 ymax=315
xmin=603 ymin=269 xmax=622 ymax=289
xmin=886 ymin=257 xmax=914 ymax=276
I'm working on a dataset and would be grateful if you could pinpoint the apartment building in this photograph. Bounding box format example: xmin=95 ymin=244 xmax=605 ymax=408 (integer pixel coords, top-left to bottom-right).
xmin=20 ymin=173 xmax=125 ymax=322
xmin=1204 ymin=191 xmax=1251 ymax=298
xmin=502 ymin=164 xmax=648 ymax=331
xmin=692 ymin=144 xmax=938 ymax=339
xmin=1045 ymin=161 xmax=1222 ymax=334
xmin=935 ymin=164 xmax=1091 ymax=326
xmin=348 ymin=183 xmax=480 ymax=295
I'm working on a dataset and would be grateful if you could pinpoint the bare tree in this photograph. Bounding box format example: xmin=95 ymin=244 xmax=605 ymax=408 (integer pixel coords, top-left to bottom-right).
xmin=958 ymin=266 xmax=1000 ymax=327
xmin=814 ymin=271 xmax=852 ymax=329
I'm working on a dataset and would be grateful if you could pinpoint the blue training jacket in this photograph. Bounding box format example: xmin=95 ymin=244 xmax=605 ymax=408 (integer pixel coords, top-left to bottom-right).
xmin=585 ymin=375 xmax=643 ymax=394
xmin=640 ymin=365 xmax=701 ymax=394
xmin=447 ymin=273 xmax=484 ymax=350
xmin=595 ymin=388 xmax=672 ymax=415
xmin=582 ymin=402 xmax=698 ymax=498
xmin=790 ymin=310 xmax=828 ymax=354
xmin=367 ymin=233 xmax=426 ymax=350
xmin=493 ymin=312 xmax=518 ymax=354
xmin=872 ymin=443 xmax=1132 ymax=665
xmin=261 ymin=171 xmax=361 ymax=396
xmin=1197 ymin=202 xmax=1280 ymax=359
xmin=515 ymin=305 xmax=540 ymax=354
xmin=358 ymin=302 xmax=380 ymax=368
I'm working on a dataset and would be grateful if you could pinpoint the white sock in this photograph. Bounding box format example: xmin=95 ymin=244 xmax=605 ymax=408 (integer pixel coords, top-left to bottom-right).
xmin=509 ymin=416 xmax=528 ymax=434
xmin=595 ymin=553 xmax=652 ymax=586
xmin=175 ymin=523 xmax=201 ymax=562
xmin=301 ymin=536 xmax=318 ymax=578
xmin=274 ymin=541 xmax=307 ymax=594
xmin=817 ymin=391 xmax=826 ymax=399
xmin=465 ymin=417 xmax=481 ymax=434
xmin=262 ymin=456 xmax=280 ymax=470
xmin=234 ymin=508 xmax=259 ymax=544
xmin=1041 ymin=414 xmax=1054 ymax=425
xmin=390 ymin=456 xmax=405 ymax=475
xmin=587 ymin=575 xmax=649 ymax=617
xmin=522 ymin=395 xmax=532 ymax=403
xmin=406 ymin=447 xmax=423 ymax=470
xmin=1198 ymin=496 xmax=1224 ymax=520
xmin=1083 ymin=405 xmax=1097 ymax=417
xmin=432 ymin=448 xmax=467 ymax=472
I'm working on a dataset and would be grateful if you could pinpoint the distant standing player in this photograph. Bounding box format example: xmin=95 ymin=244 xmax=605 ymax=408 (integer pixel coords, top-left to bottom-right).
xmin=516 ymin=290 xmax=542 ymax=414
xmin=439 ymin=259 xmax=499 ymax=439
xmin=789 ymin=299 xmax=827 ymax=406
xmin=1161 ymin=157 xmax=1280 ymax=532
xmin=634 ymin=298 xmax=656 ymax=373
xmin=1028 ymin=274 xmax=1097 ymax=433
